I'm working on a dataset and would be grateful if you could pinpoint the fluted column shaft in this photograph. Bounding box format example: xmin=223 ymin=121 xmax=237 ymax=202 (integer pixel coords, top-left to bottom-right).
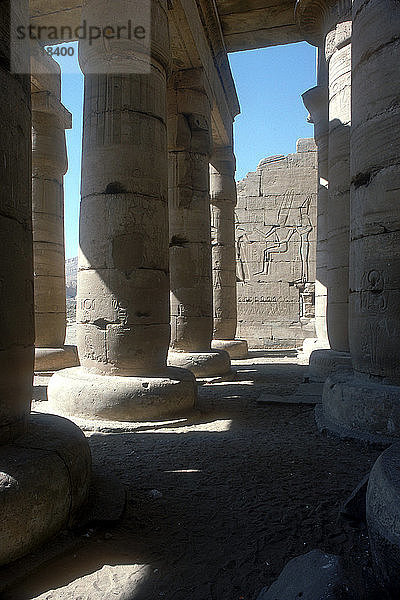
xmin=77 ymin=2 xmax=170 ymax=377
xmin=296 ymin=0 xmax=352 ymax=380
xmin=305 ymin=0 xmax=400 ymax=442
xmin=350 ymin=0 xmax=400 ymax=384
xmin=32 ymin=87 xmax=71 ymax=349
xmin=0 ymin=1 xmax=33 ymax=444
xmin=325 ymin=2 xmax=352 ymax=352
xmin=47 ymin=0 xmax=196 ymax=420
xmin=210 ymin=147 xmax=237 ymax=340
xmin=302 ymin=69 xmax=329 ymax=344
xmin=168 ymin=69 xmax=213 ymax=351
xmin=210 ymin=146 xmax=248 ymax=359
xmin=0 ymin=13 xmax=92 ymax=568
xmin=303 ymin=48 xmax=329 ymax=345
xmin=167 ymin=69 xmax=230 ymax=376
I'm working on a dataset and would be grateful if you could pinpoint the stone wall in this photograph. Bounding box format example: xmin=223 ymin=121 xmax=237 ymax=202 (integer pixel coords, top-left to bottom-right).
xmin=235 ymin=138 xmax=318 ymax=348
xmin=65 ymin=256 xmax=77 ymax=299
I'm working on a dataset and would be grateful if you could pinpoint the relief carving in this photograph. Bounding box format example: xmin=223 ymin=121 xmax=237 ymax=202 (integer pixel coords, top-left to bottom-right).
xmin=236 ymin=192 xmax=313 ymax=283
xmin=235 ymin=141 xmax=318 ymax=348
xmin=360 ymin=270 xmax=388 ymax=314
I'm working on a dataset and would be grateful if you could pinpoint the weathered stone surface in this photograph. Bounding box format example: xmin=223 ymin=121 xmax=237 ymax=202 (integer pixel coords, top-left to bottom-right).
xmin=168 ymin=68 xmax=231 ymax=376
xmin=210 ymin=142 xmax=248 ymax=358
xmin=324 ymin=4 xmax=352 ymax=355
xmin=297 ymin=1 xmax=352 ymax=382
xmin=235 ymin=140 xmax=318 ymax=348
xmin=214 ymin=0 xmax=302 ymax=52
xmin=65 ymin=256 xmax=77 ymax=298
xmin=308 ymin=349 xmax=352 ymax=383
xmin=349 ymin=0 xmax=400 ymax=387
xmin=367 ymin=443 xmax=400 ymax=596
xmin=31 ymin=46 xmax=78 ymax=372
xmin=48 ymin=366 xmax=196 ymax=422
xmin=256 ymin=550 xmax=351 ymax=600
xmin=0 ymin=413 xmax=91 ymax=566
xmin=302 ymin=51 xmax=330 ymax=357
xmin=210 ymin=146 xmax=237 ymax=340
xmin=0 ymin=0 xmax=33 ymax=445
xmin=211 ymin=338 xmax=248 ymax=359
xmin=0 ymin=5 xmax=91 ymax=570
xmin=168 ymin=349 xmax=230 ymax=378
xmin=34 ymin=346 xmax=79 ymax=372
xmin=29 ymin=0 xmax=304 ymax=55
xmin=47 ymin=0 xmax=197 ymax=417
xmin=318 ymin=0 xmax=400 ymax=443
xmin=316 ymin=373 xmax=400 ymax=444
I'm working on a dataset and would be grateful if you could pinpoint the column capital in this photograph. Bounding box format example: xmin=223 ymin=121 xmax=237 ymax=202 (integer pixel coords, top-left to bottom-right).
xmin=210 ymin=145 xmax=236 ymax=174
xmin=31 ymin=91 xmax=72 ymax=130
xmin=31 ymin=47 xmax=61 ymax=98
xmin=170 ymin=67 xmax=213 ymax=102
xmin=295 ymin=0 xmax=351 ymax=47
xmin=302 ymin=85 xmax=328 ymax=125
xmin=31 ymin=90 xmax=71 ymax=177
xmin=168 ymin=68 xmax=212 ymax=156
xmin=78 ymin=0 xmax=169 ymax=74
xmin=209 ymin=146 xmax=236 ymax=206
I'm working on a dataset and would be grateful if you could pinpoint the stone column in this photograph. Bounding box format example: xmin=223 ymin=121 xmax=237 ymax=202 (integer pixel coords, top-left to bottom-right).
xmin=210 ymin=145 xmax=248 ymax=359
xmin=48 ymin=0 xmax=196 ymax=420
xmin=32 ymin=56 xmax=78 ymax=371
xmin=296 ymin=0 xmax=352 ymax=381
xmin=0 ymin=14 xmax=33 ymax=448
xmin=0 ymin=22 xmax=90 ymax=565
xmin=317 ymin=0 xmax=400 ymax=443
xmin=301 ymin=49 xmax=329 ymax=360
xmin=167 ymin=69 xmax=231 ymax=377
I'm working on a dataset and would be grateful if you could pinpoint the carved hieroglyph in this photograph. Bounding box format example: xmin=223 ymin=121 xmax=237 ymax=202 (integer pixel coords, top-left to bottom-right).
xmin=235 ymin=139 xmax=318 ymax=348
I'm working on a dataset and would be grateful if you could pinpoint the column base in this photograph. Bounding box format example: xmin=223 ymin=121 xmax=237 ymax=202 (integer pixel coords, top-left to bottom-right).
xmin=308 ymin=348 xmax=352 ymax=383
xmin=301 ymin=338 xmax=330 ymax=360
xmin=47 ymin=366 xmax=197 ymax=422
xmin=168 ymin=349 xmax=231 ymax=378
xmin=34 ymin=345 xmax=79 ymax=372
xmin=316 ymin=373 xmax=400 ymax=444
xmin=367 ymin=443 xmax=400 ymax=596
xmin=0 ymin=412 xmax=91 ymax=566
xmin=211 ymin=339 xmax=248 ymax=359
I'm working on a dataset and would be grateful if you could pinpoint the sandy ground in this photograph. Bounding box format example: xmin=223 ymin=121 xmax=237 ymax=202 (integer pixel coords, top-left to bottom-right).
xmin=3 ymin=352 xmax=384 ymax=600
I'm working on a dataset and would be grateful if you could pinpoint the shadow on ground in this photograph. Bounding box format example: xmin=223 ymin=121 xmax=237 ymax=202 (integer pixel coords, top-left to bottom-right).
xmin=3 ymin=357 xmax=383 ymax=600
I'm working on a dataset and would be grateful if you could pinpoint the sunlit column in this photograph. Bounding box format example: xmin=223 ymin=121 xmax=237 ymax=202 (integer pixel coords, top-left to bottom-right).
xmin=32 ymin=49 xmax=78 ymax=371
xmin=210 ymin=145 xmax=248 ymax=359
xmin=168 ymin=68 xmax=231 ymax=377
xmin=48 ymin=0 xmax=197 ymax=420
xmin=296 ymin=0 xmax=352 ymax=381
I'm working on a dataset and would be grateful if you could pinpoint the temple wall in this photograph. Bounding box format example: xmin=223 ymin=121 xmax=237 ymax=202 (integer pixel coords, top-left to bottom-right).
xmin=235 ymin=138 xmax=318 ymax=348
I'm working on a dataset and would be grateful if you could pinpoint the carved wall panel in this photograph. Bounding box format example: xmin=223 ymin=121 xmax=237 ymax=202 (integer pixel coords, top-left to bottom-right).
xmin=235 ymin=139 xmax=318 ymax=348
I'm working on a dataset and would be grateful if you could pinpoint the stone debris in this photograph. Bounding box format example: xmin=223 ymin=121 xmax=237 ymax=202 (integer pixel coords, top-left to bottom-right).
xmin=256 ymin=550 xmax=352 ymax=600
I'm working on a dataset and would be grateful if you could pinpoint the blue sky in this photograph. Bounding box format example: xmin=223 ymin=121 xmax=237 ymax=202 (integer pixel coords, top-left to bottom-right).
xmin=56 ymin=41 xmax=316 ymax=258
xmin=229 ymin=42 xmax=316 ymax=180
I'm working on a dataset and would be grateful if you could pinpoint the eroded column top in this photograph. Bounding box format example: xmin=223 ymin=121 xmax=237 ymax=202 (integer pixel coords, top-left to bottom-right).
xmin=295 ymin=0 xmax=351 ymax=47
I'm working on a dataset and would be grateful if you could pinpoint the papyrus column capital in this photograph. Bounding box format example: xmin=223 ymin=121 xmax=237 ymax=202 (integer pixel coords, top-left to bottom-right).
xmin=295 ymin=0 xmax=352 ymax=52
